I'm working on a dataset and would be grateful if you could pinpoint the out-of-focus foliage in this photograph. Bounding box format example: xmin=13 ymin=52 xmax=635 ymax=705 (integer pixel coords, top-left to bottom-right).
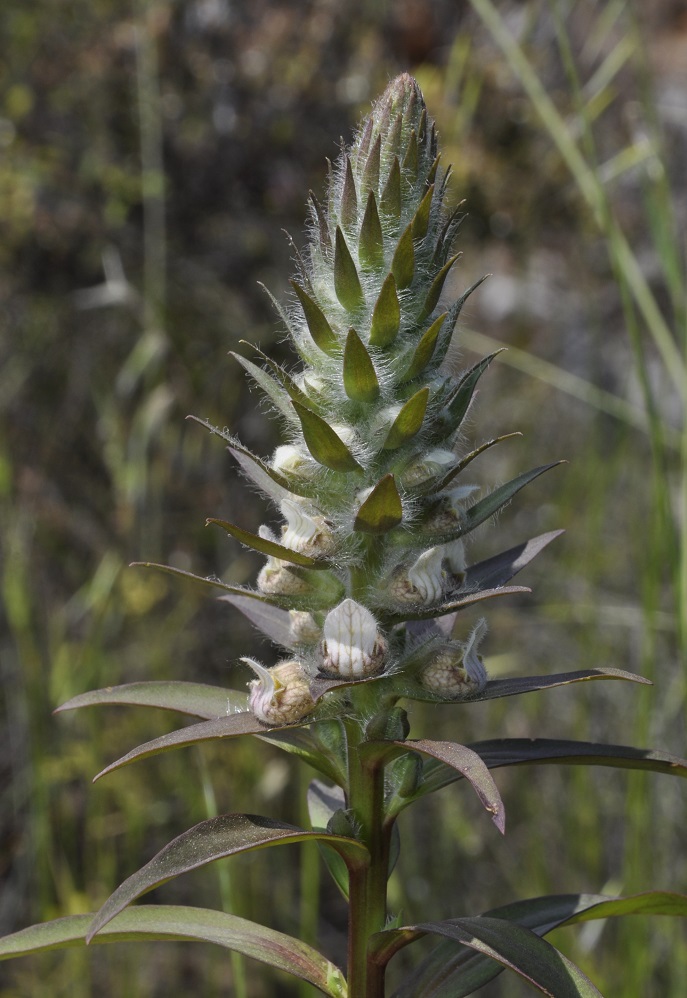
xmin=1 ymin=1 xmax=685 ymax=995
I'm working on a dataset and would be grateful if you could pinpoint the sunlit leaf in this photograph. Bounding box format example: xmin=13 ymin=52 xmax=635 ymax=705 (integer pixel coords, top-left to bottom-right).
xmin=334 ymin=227 xmax=364 ymax=311
xmin=88 ymin=814 xmax=368 ymax=941
xmin=354 ymin=475 xmax=403 ymax=533
xmin=369 ymin=273 xmax=401 ymax=347
xmin=359 ymin=191 xmax=384 ymax=269
xmin=343 ymin=328 xmax=380 ymax=403
xmin=292 ymin=401 xmax=363 ymax=473
xmin=207 ymin=518 xmax=331 ymax=569
xmin=290 ymin=280 xmax=338 ymax=354
xmin=0 ymin=906 xmax=347 ymax=995
xmin=230 ymin=352 xmax=297 ymax=424
xmin=391 ymin=223 xmax=414 ymax=289
xmin=383 ymin=387 xmax=429 ymax=450
xmin=55 ymin=682 xmax=246 ymax=721
xmin=399 ymin=313 xmax=447 ymax=384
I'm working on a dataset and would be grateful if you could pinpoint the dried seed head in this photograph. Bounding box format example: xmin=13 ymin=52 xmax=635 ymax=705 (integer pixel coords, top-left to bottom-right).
xmin=245 ymin=658 xmax=315 ymax=725
xmin=320 ymin=599 xmax=387 ymax=677
xmin=420 ymin=619 xmax=488 ymax=697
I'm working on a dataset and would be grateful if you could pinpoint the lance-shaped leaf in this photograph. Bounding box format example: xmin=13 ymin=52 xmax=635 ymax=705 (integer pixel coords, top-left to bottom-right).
xmin=206 ymin=518 xmax=330 ymax=569
xmin=411 ymin=183 xmax=434 ymax=240
xmin=443 ymin=351 xmax=503 ymax=433
xmin=362 ymin=740 xmax=504 ymax=832
xmin=226 ymin=439 xmax=321 ymax=503
xmin=0 ymin=906 xmax=347 ymax=995
xmin=359 ymin=191 xmax=384 ymax=269
xmin=391 ymin=222 xmax=414 ymax=289
xmin=380 ymin=585 xmax=531 ymax=625
xmin=380 ymin=156 xmax=402 ymax=220
xmin=240 ymin=340 xmax=319 ymax=413
xmin=354 ymin=474 xmax=403 ymax=533
xmin=308 ymin=781 xmax=350 ymax=899
xmin=219 ymin=594 xmax=295 ymax=649
xmin=343 ymin=328 xmax=380 ymax=403
xmin=290 ymin=280 xmax=338 ymax=354
xmin=402 ymin=128 xmax=419 ymax=181
xmin=383 ymin=387 xmax=429 ymax=450
xmin=230 ymin=352 xmax=297 ymax=424
xmin=375 ymin=917 xmax=602 ymax=997
xmin=362 ymin=134 xmax=381 ymax=193
xmin=399 ymin=312 xmax=447 ymax=384
xmin=419 ymin=253 xmax=460 ymax=321
xmin=88 ymin=814 xmax=369 ymax=943
xmin=334 ymin=227 xmax=364 ymax=312
xmin=432 ymin=275 xmax=490 ymax=368
xmin=464 ymin=531 xmax=564 ymax=591
xmin=56 ymin=682 xmax=247 ymax=721
xmin=308 ymin=191 xmax=332 ymax=256
xmin=339 ymin=156 xmax=357 ymax=231
xmin=432 ymin=433 xmax=522 ymax=492
xmin=391 ymin=892 xmax=687 ymax=997
xmin=93 ymin=713 xmax=316 ymax=782
xmin=292 ymin=400 xmax=363 ymax=473
xmin=412 ymin=737 xmax=685 ymax=806
xmin=370 ymin=273 xmax=401 ymax=347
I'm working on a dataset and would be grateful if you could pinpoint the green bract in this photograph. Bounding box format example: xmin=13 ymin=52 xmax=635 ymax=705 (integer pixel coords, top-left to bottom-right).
xmin=2 ymin=74 xmax=686 ymax=998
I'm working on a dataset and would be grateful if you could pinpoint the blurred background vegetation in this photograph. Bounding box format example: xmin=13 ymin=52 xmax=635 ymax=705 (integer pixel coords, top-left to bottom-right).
xmin=1 ymin=0 xmax=685 ymax=994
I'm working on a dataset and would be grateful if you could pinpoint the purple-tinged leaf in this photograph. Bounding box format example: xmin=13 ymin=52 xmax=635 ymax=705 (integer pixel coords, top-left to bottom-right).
xmin=476 ymin=668 xmax=650 ymax=700
xmin=87 ymin=814 xmax=368 ymax=942
xmin=93 ymin=713 xmax=300 ymax=782
xmin=55 ymin=682 xmax=246 ymax=721
xmin=0 ymin=906 xmax=347 ymax=995
xmin=383 ymin=585 xmax=531 ymax=623
xmin=392 ymin=892 xmax=687 ymax=997
xmin=362 ymin=741 xmax=505 ymax=832
xmin=218 ymin=594 xmax=295 ymax=648
xmin=207 ymin=518 xmax=332 ymax=569
xmin=464 ymin=531 xmax=564 ymax=590
xmin=377 ymin=916 xmax=602 ymax=997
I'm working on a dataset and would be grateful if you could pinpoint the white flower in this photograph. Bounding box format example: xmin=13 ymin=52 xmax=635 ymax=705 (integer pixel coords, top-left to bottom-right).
xmin=279 ymin=498 xmax=335 ymax=556
xmin=272 ymin=444 xmax=317 ymax=479
xmin=320 ymin=599 xmax=387 ymax=677
xmin=244 ymin=658 xmax=315 ymax=725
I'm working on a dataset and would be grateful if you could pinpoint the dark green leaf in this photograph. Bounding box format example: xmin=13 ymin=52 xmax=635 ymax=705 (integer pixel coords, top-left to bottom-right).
xmin=382 ymin=585 xmax=531 ymax=624
xmin=343 ymin=329 xmax=380 ymax=403
xmin=218 ymin=595 xmax=295 ymax=649
xmin=292 ymin=400 xmax=363 ymax=473
xmin=0 ymin=906 xmax=347 ymax=995
xmin=308 ymin=781 xmax=350 ymax=899
xmin=464 ymin=531 xmax=564 ymax=590
xmin=433 ymin=433 xmax=522 ymax=491
xmin=359 ymin=191 xmax=384 ymax=270
xmin=362 ymin=134 xmax=381 ymax=193
xmin=88 ymin=814 xmax=368 ymax=943
xmin=419 ymin=254 xmax=460 ymax=321
xmin=370 ymin=273 xmax=401 ymax=347
xmin=340 ymin=156 xmax=358 ymax=231
xmin=411 ymin=183 xmax=434 ymax=240
xmin=334 ymin=227 xmax=364 ymax=312
xmin=129 ymin=561 xmax=284 ymax=604
xmin=55 ymin=682 xmax=246 ymax=721
xmin=391 ymin=223 xmax=414 ymax=289
xmin=206 ymin=517 xmax=330 ymax=569
xmin=432 ymin=275 xmax=490 ymax=368
xmin=354 ymin=475 xmax=403 ymax=533
xmin=380 ymin=157 xmax=402 ymax=220
xmin=400 ymin=313 xmax=447 ymax=384
xmin=460 ymin=463 xmax=563 ymax=537
xmin=290 ymin=280 xmax=338 ymax=354
xmin=381 ymin=917 xmax=602 ymax=997
xmin=383 ymin=387 xmax=429 ymax=450
xmin=440 ymin=351 xmax=503 ymax=434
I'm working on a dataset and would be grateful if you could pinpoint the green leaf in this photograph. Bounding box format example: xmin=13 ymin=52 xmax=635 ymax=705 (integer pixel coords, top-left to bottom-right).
xmin=359 ymin=191 xmax=384 ymax=270
xmin=432 ymin=275 xmax=490 ymax=368
xmin=309 ymin=191 xmax=332 ymax=256
xmin=363 ymin=740 xmax=505 ymax=831
xmin=334 ymin=227 xmax=364 ymax=312
xmin=227 ymin=439 xmax=322 ymax=502
xmin=370 ymin=273 xmax=401 ymax=347
xmin=381 ymin=585 xmax=532 ymax=624
xmin=391 ymin=223 xmax=414 ymax=289
xmin=55 ymin=682 xmax=247 ymax=721
xmin=290 ymin=280 xmax=339 ymax=355
xmin=464 ymin=531 xmax=564 ymax=591
xmin=399 ymin=313 xmax=447 ymax=384
xmin=261 ymin=730 xmax=346 ymax=786
xmin=230 ymin=352 xmax=297 ymax=424
xmin=431 ymin=433 xmax=522 ymax=492
xmin=380 ymin=157 xmax=402 ymax=220
xmin=240 ymin=341 xmax=319 ymax=413
xmin=394 ymin=892 xmax=687 ymax=997
xmin=380 ymin=917 xmax=602 ymax=997
xmin=307 ymin=781 xmax=350 ymax=900
xmin=88 ymin=814 xmax=368 ymax=942
xmin=340 ymin=156 xmax=358 ymax=231
xmin=343 ymin=328 xmax=380 ymax=403
xmin=402 ymin=128 xmax=418 ymax=181
xmin=419 ymin=254 xmax=460 ymax=321
xmin=362 ymin=134 xmax=381 ymax=193
xmin=383 ymin=387 xmax=430 ymax=450
xmin=206 ymin=518 xmax=331 ymax=569
xmin=354 ymin=474 xmax=403 ymax=533
xmin=411 ymin=183 xmax=434 ymax=240
xmin=439 ymin=351 xmax=503 ymax=435
xmin=292 ymin=400 xmax=363 ymax=473
xmin=461 ymin=463 xmax=563 ymax=537
xmin=0 ymin=906 xmax=347 ymax=995
xmin=218 ymin=595 xmax=295 ymax=649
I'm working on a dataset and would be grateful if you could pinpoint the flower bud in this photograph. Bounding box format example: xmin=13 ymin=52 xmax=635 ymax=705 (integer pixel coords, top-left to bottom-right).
xmin=272 ymin=444 xmax=317 ymax=480
xmin=289 ymin=609 xmax=322 ymax=645
xmin=245 ymin=658 xmax=315 ymax=725
xmin=420 ymin=619 xmax=488 ymax=697
xmin=257 ymin=556 xmax=310 ymax=595
xmin=320 ymin=599 xmax=387 ymax=677
xmin=390 ymin=546 xmax=446 ymax=605
xmin=401 ymin=448 xmax=455 ymax=487
xmin=280 ymin=498 xmax=336 ymax=557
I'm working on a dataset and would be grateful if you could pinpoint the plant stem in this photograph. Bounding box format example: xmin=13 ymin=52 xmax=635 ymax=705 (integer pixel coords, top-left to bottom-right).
xmin=344 ymin=719 xmax=391 ymax=998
